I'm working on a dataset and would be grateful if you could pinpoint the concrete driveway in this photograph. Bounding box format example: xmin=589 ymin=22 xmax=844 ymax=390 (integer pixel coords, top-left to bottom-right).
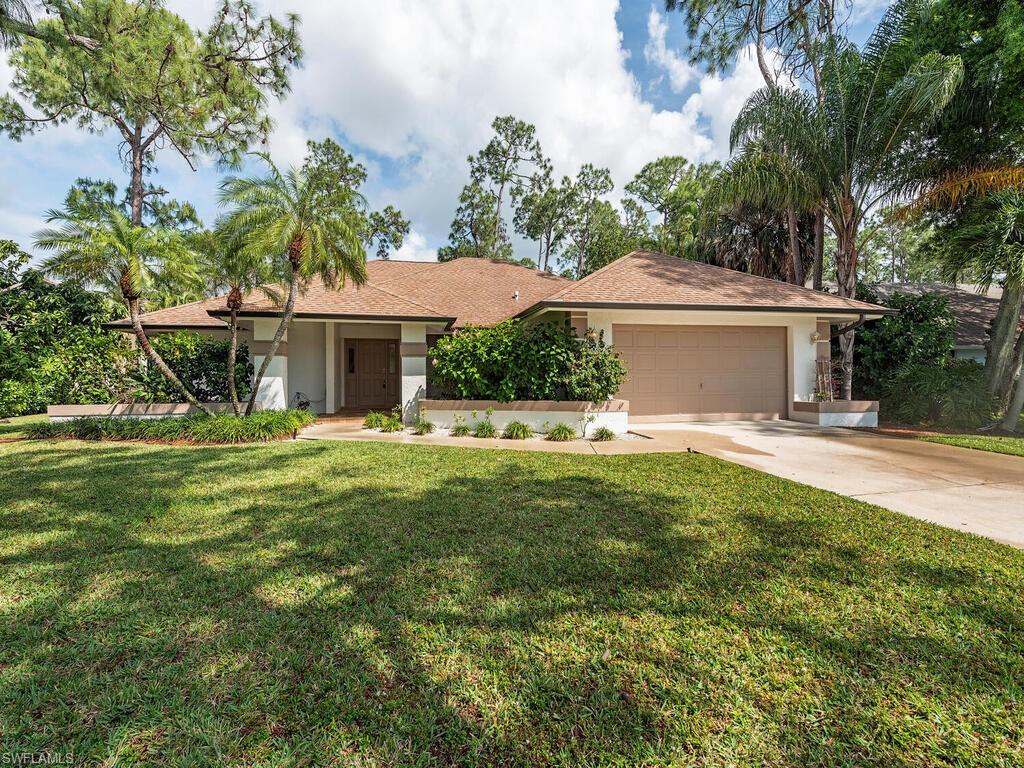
xmin=632 ymin=421 xmax=1024 ymax=548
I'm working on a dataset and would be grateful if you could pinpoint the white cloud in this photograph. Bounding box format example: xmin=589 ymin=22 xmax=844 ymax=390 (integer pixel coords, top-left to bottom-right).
xmin=389 ymin=229 xmax=438 ymax=262
xmin=683 ymin=45 xmax=774 ymax=158
xmin=643 ymin=6 xmax=697 ymax=93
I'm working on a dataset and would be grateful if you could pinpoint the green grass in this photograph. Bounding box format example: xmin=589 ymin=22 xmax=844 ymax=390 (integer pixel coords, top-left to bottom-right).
xmin=0 ymin=413 xmax=47 ymax=439
xmin=1 ymin=439 xmax=1022 ymax=766
xmin=923 ymin=433 xmax=1024 ymax=457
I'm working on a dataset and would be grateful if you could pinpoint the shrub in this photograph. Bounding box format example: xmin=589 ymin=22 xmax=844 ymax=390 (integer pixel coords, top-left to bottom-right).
xmin=429 ymin=320 xmax=625 ymax=402
xmin=145 ymin=331 xmax=253 ymax=403
xmin=412 ymin=418 xmax=435 ymax=435
xmin=851 ymin=287 xmax=956 ymax=400
xmin=882 ymin=360 xmax=995 ymax=428
xmin=363 ymin=410 xmax=387 ymax=429
xmin=544 ymin=422 xmax=576 ymax=441
xmin=379 ymin=415 xmax=405 ymax=432
xmin=28 ymin=409 xmax=316 ymax=444
xmin=449 ymin=415 xmax=471 ymax=437
xmin=590 ymin=426 xmax=616 ymax=442
xmin=472 ymin=417 xmax=498 ymax=438
xmin=502 ymin=420 xmax=533 ymax=439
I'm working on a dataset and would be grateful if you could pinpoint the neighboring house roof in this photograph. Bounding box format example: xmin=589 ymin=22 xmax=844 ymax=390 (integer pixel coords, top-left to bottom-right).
xmin=868 ymin=282 xmax=1021 ymax=348
xmin=527 ymin=251 xmax=894 ymax=316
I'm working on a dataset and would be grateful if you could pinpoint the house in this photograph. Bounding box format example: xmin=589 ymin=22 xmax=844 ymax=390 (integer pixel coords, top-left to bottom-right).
xmin=868 ymin=282 xmax=1021 ymax=365
xmin=106 ymin=251 xmax=892 ymax=424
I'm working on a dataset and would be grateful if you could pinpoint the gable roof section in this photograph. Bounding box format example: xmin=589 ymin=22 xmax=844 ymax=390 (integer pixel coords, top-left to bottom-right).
xmin=104 ymin=296 xmax=230 ymax=331
xmin=530 ymin=251 xmax=895 ymax=316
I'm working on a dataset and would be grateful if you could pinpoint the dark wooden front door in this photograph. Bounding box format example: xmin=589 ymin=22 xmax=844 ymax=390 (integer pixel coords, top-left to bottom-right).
xmin=345 ymin=339 xmax=399 ymax=409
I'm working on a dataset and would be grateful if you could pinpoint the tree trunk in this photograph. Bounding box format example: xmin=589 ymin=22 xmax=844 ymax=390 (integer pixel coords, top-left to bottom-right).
xmin=812 ymin=212 xmax=824 ymax=291
xmin=226 ymin=297 xmax=241 ymax=416
xmin=128 ymin=297 xmax=212 ymax=415
xmin=245 ymin=262 xmax=300 ymax=416
xmin=129 ymin=128 xmax=145 ymax=226
xmin=984 ymin=280 xmax=1024 ymax=402
xmin=834 ymin=223 xmax=858 ymax=400
xmin=999 ymin=329 xmax=1024 ymax=432
xmin=786 ymin=208 xmax=804 ymax=285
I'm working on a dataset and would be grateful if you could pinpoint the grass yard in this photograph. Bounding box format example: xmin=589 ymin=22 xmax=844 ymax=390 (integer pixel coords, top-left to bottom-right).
xmin=923 ymin=433 xmax=1024 ymax=458
xmin=1 ymin=439 xmax=1021 ymax=766
xmin=0 ymin=413 xmax=46 ymax=440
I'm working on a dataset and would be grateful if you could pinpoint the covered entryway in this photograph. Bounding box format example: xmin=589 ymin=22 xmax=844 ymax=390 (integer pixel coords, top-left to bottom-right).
xmin=614 ymin=324 xmax=787 ymax=421
xmin=343 ymin=338 xmax=400 ymax=409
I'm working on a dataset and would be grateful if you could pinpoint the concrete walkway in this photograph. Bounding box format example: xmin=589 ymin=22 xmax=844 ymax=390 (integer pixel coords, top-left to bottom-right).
xmin=634 ymin=421 xmax=1024 ymax=548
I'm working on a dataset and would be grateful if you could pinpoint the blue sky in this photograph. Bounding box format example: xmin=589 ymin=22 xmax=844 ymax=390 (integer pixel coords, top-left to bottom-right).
xmin=0 ymin=1 xmax=889 ymax=265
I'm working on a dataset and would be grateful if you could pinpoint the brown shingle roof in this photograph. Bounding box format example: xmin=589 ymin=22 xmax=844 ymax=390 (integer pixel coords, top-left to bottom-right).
xmin=869 ymin=282 xmax=1022 ymax=347
xmin=533 ymin=251 xmax=894 ymax=315
xmin=104 ymin=296 xmax=229 ymax=330
xmin=105 ymin=257 xmax=570 ymax=330
xmin=374 ymin=258 xmax=569 ymax=327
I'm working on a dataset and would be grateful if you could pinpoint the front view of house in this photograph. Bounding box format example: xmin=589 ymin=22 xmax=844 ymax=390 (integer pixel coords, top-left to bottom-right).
xmin=107 ymin=251 xmax=892 ymax=426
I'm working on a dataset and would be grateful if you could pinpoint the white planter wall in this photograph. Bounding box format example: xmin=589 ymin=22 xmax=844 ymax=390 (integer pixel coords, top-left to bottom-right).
xmin=418 ymin=399 xmax=630 ymax=437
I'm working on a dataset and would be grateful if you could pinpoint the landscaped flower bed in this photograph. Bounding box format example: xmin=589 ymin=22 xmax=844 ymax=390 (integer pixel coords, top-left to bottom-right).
xmin=28 ymin=409 xmax=316 ymax=444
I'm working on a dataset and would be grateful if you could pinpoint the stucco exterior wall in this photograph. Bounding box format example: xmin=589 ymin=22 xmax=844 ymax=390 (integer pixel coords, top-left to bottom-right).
xmin=287 ymin=321 xmax=327 ymax=413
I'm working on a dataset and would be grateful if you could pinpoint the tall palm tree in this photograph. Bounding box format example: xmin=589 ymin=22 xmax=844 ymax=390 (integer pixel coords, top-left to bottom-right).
xmin=35 ymin=204 xmax=210 ymax=413
xmin=717 ymin=0 xmax=963 ymax=397
xmin=219 ymin=155 xmax=367 ymax=416
xmin=195 ymin=227 xmax=272 ymax=415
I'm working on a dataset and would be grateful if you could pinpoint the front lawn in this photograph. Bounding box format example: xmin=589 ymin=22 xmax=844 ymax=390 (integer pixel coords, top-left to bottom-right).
xmin=0 ymin=413 xmax=46 ymax=440
xmin=923 ymin=433 xmax=1024 ymax=458
xmin=1 ymin=440 xmax=1021 ymax=766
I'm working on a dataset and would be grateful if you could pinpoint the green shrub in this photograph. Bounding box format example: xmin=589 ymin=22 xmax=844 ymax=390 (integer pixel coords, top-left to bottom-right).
xmin=28 ymin=409 xmax=316 ymax=444
xmin=379 ymin=414 xmax=405 ymax=432
xmin=449 ymin=415 xmax=472 ymax=437
xmin=590 ymin=426 xmax=616 ymax=442
xmin=851 ymin=287 xmax=956 ymax=400
xmin=472 ymin=418 xmax=498 ymax=439
xmin=145 ymin=331 xmax=253 ymax=403
xmin=544 ymin=422 xmax=577 ymax=441
xmin=882 ymin=360 xmax=995 ymax=428
xmin=429 ymin=320 xmax=625 ymax=402
xmin=363 ymin=410 xmax=387 ymax=429
xmin=502 ymin=420 xmax=534 ymax=440
xmin=412 ymin=418 xmax=435 ymax=435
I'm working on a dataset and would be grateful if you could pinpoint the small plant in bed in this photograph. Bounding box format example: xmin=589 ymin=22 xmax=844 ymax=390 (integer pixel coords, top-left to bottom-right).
xmin=501 ymin=420 xmax=533 ymax=440
xmin=362 ymin=410 xmax=388 ymax=429
xmin=449 ymin=415 xmax=471 ymax=437
xmin=544 ymin=422 xmax=576 ymax=442
xmin=412 ymin=418 xmax=435 ymax=435
xmin=590 ymin=426 xmax=615 ymax=442
xmin=28 ymin=409 xmax=316 ymax=444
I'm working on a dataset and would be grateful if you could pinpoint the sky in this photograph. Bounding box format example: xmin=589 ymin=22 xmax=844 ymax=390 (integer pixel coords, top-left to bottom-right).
xmin=0 ymin=0 xmax=890 ymax=265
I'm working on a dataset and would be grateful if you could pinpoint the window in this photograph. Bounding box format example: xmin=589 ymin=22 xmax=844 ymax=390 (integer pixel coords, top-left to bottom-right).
xmin=347 ymin=346 xmax=356 ymax=374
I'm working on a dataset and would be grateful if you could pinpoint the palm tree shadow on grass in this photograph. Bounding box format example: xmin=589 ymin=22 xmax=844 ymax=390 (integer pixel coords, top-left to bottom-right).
xmin=1 ymin=441 xmax=1021 ymax=765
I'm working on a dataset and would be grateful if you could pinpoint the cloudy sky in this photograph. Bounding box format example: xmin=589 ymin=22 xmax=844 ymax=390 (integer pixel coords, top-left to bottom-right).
xmin=0 ymin=0 xmax=888 ymax=264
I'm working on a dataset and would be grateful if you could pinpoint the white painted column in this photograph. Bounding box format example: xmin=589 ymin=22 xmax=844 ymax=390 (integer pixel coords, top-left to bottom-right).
xmin=324 ymin=321 xmax=335 ymax=414
xmin=787 ymin=317 xmax=819 ymax=416
xmin=399 ymin=322 xmax=428 ymax=423
xmin=251 ymin=318 xmax=288 ymax=410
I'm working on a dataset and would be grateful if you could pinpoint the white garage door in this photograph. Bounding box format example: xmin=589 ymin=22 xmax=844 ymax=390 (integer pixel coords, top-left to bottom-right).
xmin=614 ymin=325 xmax=787 ymax=421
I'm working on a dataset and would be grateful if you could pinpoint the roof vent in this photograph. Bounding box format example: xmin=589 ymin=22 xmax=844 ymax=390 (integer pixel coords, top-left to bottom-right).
xmin=512 ymin=290 xmax=520 ymax=301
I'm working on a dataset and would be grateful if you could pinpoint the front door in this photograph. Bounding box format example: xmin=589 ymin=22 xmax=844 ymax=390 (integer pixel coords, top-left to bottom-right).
xmin=345 ymin=339 xmax=399 ymax=409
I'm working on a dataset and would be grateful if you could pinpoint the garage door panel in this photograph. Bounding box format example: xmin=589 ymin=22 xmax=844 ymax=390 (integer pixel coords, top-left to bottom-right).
xmin=613 ymin=324 xmax=787 ymax=420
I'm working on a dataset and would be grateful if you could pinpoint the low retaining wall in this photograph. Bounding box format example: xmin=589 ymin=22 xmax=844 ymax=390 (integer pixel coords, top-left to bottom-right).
xmin=418 ymin=399 xmax=630 ymax=436
xmin=791 ymin=400 xmax=878 ymax=428
xmin=47 ymin=403 xmax=261 ymax=422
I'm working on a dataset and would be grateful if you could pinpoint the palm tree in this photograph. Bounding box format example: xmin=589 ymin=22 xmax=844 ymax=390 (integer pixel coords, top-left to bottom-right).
xmin=219 ymin=155 xmax=367 ymax=416
xmin=196 ymin=227 xmax=271 ymax=415
xmin=35 ymin=204 xmax=210 ymax=413
xmin=718 ymin=0 xmax=963 ymax=397
xmin=926 ymin=191 xmax=1024 ymax=431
